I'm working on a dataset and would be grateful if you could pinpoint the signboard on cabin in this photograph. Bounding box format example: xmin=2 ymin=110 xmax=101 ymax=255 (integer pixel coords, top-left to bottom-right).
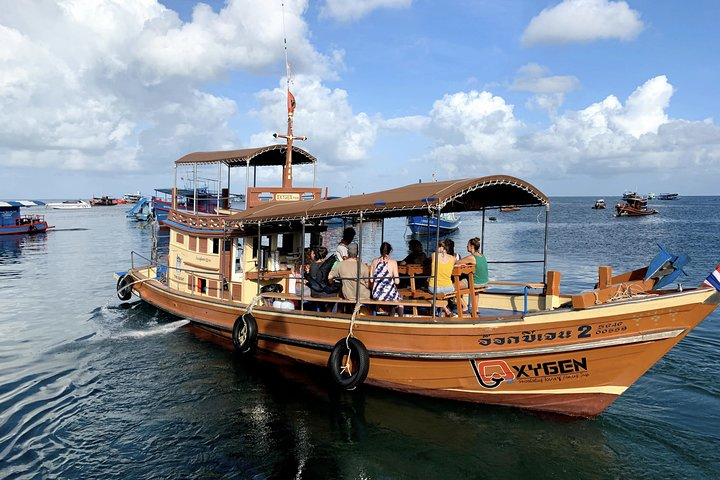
xmin=246 ymin=187 xmax=322 ymax=209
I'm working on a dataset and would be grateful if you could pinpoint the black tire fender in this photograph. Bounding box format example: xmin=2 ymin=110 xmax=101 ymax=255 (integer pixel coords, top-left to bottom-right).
xmin=117 ymin=274 xmax=133 ymax=301
xmin=232 ymin=313 xmax=258 ymax=354
xmin=328 ymin=337 xmax=370 ymax=389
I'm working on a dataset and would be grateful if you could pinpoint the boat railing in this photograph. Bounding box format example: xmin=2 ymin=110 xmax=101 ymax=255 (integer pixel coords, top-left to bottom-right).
xmin=130 ymin=250 xmax=231 ymax=293
xmin=168 ymin=210 xmax=227 ymax=229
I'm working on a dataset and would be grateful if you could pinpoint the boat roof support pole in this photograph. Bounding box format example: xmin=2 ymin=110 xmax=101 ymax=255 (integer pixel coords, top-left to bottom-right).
xmin=256 ymin=222 xmax=262 ymax=296
xmin=172 ymin=164 xmax=178 ymax=209
xmin=481 ymin=207 xmax=486 ymax=255
xmin=425 ymin=215 xmax=431 ymax=254
xmin=253 ymin=166 xmax=257 ymax=188
xmin=245 ymin=160 xmax=250 ymax=208
xmin=300 ymin=219 xmax=306 ymax=311
xmin=543 ymin=204 xmax=550 ymax=287
xmin=227 ymin=165 xmax=231 ymax=207
xmin=217 ymin=161 xmax=221 ymax=212
xmin=193 ymin=163 xmax=198 ymax=214
xmin=355 ymin=212 xmax=364 ymax=303
xmin=381 ymin=218 xmax=385 ymax=244
xmin=431 ymin=206 xmax=441 ymax=318
xmin=313 ymin=161 xmax=317 ymax=189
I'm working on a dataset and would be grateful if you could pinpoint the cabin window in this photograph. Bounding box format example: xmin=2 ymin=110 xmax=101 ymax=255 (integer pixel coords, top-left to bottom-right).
xmin=212 ymin=238 xmax=220 ymax=254
xmin=197 ymin=278 xmax=207 ymax=294
xmin=199 ymin=238 xmax=207 ymax=253
xmin=252 ymin=235 xmax=271 ymax=258
xmin=223 ymin=239 xmax=232 ymax=252
xmin=234 ymin=238 xmax=244 ymax=275
xmin=279 ymin=233 xmax=294 ymax=255
xmin=176 ymin=233 xmax=184 ymax=244
xmin=189 ymin=236 xmax=197 ymax=251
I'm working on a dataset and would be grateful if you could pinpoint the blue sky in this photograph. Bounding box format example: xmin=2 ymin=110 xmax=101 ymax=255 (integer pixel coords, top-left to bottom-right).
xmin=2 ymin=0 xmax=720 ymax=199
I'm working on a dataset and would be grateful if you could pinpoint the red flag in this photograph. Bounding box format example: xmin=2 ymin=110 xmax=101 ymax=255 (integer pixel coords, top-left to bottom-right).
xmin=287 ymin=90 xmax=296 ymax=113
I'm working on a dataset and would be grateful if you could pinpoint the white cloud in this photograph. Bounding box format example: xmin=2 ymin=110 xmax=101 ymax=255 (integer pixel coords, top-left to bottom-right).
xmin=383 ymin=76 xmax=720 ymax=184
xmin=320 ymin=0 xmax=412 ymax=23
xmin=0 ymin=0 xmax=336 ymax=176
xmin=522 ymin=0 xmax=644 ymax=46
xmin=510 ymin=63 xmax=580 ymax=112
xmin=249 ymin=75 xmax=378 ymax=165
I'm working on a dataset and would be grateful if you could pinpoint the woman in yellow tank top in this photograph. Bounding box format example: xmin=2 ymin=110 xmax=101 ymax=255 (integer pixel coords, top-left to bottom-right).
xmin=429 ymin=239 xmax=456 ymax=293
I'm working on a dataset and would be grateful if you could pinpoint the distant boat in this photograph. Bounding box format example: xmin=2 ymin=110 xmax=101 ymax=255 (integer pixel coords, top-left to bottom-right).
xmin=658 ymin=193 xmax=679 ymax=200
xmin=615 ymin=194 xmax=658 ymax=217
xmin=647 ymin=192 xmax=656 ymax=199
xmin=46 ymin=200 xmax=91 ymax=210
xmin=621 ymin=191 xmax=637 ymax=201
xmin=123 ymin=191 xmax=142 ymax=203
xmin=90 ymin=196 xmax=119 ymax=206
xmin=592 ymin=199 xmax=606 ymax=209
xmin=407 ymin=212 xmax=460 ymax=234
xmin=0 ymin=201 xmax=53 ymax=235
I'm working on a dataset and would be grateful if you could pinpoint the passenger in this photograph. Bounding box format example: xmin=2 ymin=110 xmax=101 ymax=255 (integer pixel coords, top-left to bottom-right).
xmin=329 ymin=243 xmax=370 ymax=302
xmin=306 ymin=246 xmax=339 ymax=298
xmin=399 ymin=239 xmax=427 ymax=266
xmin=455 ymin=237 xmax=489 ymax=314
xmin=335 ymin=227 xmax=356 ymax=262
xmin=444 ymin=238 xmax=461 ymax=261
xmin=292 ymin=248 xmax=315 ymax=297
xmin=428 ymin=239 xmax=455 ymax=316
xmin=370 ymin=242 xmax=402 ymax=316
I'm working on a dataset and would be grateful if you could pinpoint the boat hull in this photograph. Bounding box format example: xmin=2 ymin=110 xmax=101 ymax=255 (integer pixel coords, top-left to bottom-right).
xmin=125 ymin=268 xmax=719 ymax=417
xmin=615 ymin=205 xmax=657 ymax=216
xmin=0 ymin=221 xmax=50 ymax=235
xmin=407 ymin=215 xmax=460 ymax=234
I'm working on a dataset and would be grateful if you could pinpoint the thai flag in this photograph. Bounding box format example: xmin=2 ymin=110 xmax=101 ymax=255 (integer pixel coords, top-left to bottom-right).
xmin=704 ymin=264 xmax=720 ymax=290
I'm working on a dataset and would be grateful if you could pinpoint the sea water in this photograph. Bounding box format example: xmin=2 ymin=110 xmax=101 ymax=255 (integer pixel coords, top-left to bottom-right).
xmin=1 ymin=197 xmax=719 ymax=479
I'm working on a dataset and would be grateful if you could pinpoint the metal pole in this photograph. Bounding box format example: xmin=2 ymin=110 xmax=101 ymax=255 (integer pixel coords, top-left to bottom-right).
xmin=245 ymin=160 xmax=250 ymax=210
xmin=256 ymin=223 xmax=262 ymax=296
xmin=381 ymin=218 xmax=385 ymax=244
xmin=300 ymin=219 xmax=306 ymax=311
xmin=431 ymin=206 xmax=441 ymax=317
xmin=355 ymin=212 xmax=363 ymax=303
xmin=543 ymin=203 xmax=550 ymax=286
xmin=217 ymin=161 xmax=222 ymax=211
xmin=481 ymin=207 xmax=485 ymax=254
xmin=313 ymin=161 xmax=317 ymax=189
xmin=193 ymin=163 xmax=198 ymax=214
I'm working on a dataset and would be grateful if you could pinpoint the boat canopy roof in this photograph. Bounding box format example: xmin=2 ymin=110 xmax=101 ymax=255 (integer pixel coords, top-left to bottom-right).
xmin=227 ymin=175 xmax=548 ymax=225
xmin=175 ymin=145 xmax=316 ymax=167
xmin=0 ymin=200 xmax=45 ymax=208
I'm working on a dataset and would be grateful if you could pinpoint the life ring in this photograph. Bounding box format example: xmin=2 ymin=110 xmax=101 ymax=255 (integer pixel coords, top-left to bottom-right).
xmin=116 ymin=274 xmax=133 ymax=301
xmin=328 ymin=337 xmax=370 ymax=389
xmin=232 ymin=313 xmax=258 ymax=354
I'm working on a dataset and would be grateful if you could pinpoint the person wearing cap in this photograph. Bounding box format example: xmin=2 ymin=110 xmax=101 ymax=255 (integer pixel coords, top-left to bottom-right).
xmin=328 ymin=242 xmax=370 ymax=302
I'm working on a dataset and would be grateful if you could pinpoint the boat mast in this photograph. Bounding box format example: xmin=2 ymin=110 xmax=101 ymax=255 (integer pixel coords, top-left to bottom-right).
xmin=273 ymin=2 xmax=306 ymax=189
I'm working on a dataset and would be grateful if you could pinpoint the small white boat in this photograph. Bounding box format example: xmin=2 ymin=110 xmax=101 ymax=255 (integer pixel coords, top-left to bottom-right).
xmin=123 ymin=191 xmax=142 ymax=203
xmin=46 ymin=200 xmax=91 ymax=210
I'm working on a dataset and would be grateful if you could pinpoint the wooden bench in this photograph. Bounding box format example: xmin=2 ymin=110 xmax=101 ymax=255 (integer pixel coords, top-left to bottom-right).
xmin=259 ymin=291 xmax=447 ymax=315
xmin=398 ymin=263 xmax=477 ymax=317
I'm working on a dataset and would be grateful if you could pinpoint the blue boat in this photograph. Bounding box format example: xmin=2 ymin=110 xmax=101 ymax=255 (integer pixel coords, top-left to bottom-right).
xmin=407 ymin=212 xmax=461 ymax=235
xmin=0 ymin=201 xmax=53 ymax=235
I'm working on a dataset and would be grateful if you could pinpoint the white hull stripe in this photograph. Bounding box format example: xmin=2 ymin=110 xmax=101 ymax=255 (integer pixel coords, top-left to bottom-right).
xmin=257 ymin=328 xmax=686 ymax=360
xmin=446 ymin=385 xmax=627 ymax=396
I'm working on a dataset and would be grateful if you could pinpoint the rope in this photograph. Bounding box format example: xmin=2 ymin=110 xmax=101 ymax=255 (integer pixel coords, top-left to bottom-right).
xmin=593 ymin=283 xmax=659 ymax=305
xmin=341 ymin=303 xmax=363 ymax=376
xmin=245 ymin=295 xmax=263 ymax=315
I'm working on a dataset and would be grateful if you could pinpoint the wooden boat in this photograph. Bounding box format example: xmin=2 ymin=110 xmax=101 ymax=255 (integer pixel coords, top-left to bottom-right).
xmin=0 ymin=201 xmax=53 ymax=235
xmin=46 ymin=200 xmax=91 ymax=209
xmin=123 ymin=192 xmax=142 ymax=203
xmin=592 ymin=199 xmax=606 ymax=209
xmin=114 ymin=91 xmax=720 ymax=419
xmin=615 ymin=194 xmax=657 ymax=216
xmin=407 ymin=212 xmax=460 ymax=234
xmin=658 ymin=193 xmax=679 ymax=200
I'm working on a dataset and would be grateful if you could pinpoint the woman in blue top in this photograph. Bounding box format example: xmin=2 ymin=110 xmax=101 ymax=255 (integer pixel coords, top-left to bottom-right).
xmin=456 ymin=237 xmax=489 ymax=314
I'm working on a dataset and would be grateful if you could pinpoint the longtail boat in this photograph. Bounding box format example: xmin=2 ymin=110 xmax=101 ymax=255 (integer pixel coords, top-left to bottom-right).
xmin=114 ymin=90 xmax=720 ymax=418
